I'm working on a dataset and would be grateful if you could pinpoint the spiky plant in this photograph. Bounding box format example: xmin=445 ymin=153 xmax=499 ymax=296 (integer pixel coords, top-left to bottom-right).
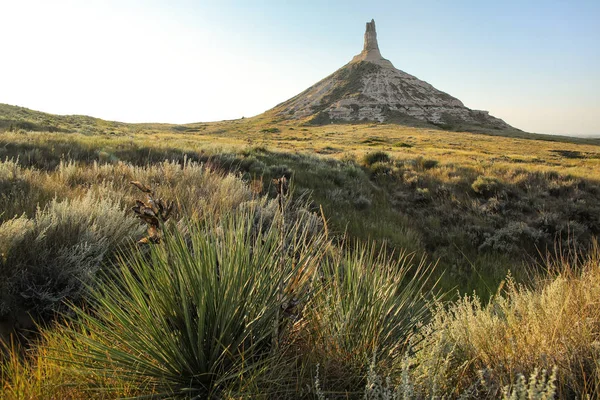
xmin=56 ymin=204 xmax=329 ymax=398
xmin=303 ymin=243 xmax=438 ymax=391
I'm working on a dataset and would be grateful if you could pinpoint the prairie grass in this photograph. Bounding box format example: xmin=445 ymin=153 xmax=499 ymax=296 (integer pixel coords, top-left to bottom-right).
xmin=1 ymin=119 xmax=598 ymax=299
xmin=5 ymin=227 xmax=600 ymax=398
xmin=1 ymin=104 xmax=600 ymax=398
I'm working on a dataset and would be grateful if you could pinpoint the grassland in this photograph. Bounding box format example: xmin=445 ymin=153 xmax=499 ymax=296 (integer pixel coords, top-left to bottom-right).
xmin=2 ymin=104 xmax=599 ymax=293
xmin=1 ymin=103 xmax=600 ymax=398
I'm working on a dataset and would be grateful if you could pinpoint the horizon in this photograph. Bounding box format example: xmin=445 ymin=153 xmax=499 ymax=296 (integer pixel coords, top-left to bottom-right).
xmin=0 ymin=1 xmax=598 ymax=137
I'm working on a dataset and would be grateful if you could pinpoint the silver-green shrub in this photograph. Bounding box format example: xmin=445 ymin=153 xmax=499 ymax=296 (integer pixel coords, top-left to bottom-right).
xmin=0 ymin=192 xmax=142 ymax=317
xmin=501 ymin=368 xmax=557 ymax=400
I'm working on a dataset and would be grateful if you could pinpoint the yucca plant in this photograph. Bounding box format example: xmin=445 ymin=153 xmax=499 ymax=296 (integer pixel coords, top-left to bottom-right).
xmin=303 ymin=243 xmax=438 ymax=391
xmin=56 ymin=204 xmax=329 ymax=398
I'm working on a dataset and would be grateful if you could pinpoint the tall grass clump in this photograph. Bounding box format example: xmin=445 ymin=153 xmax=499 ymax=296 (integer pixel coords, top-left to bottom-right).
xmin=0 ymin=157 xmax=51 ymax=222
xmin=471 ymin=175 xmax=502 ymax=198
xmin=300 ymin=244 xmax=438 ymax=393
xmin=59 ymin=159 xmax=255 ymax=221
xmin=1 ymin=336 xmax=148 ymax=399
xmin=52 ymin=204 xmax=329 ymax=398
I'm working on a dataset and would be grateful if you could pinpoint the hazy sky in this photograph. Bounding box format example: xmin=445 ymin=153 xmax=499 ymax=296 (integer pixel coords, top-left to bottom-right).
xmin=1 ymin=0 xmax=598 ymax=136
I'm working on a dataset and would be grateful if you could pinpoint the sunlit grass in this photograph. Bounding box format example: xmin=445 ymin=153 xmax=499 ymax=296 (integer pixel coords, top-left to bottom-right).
xmin=1 ymin=105 xmax=600 ymax=398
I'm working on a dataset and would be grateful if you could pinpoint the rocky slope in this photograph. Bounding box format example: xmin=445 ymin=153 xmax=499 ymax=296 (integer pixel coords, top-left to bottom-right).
xmin=271 ymin=20 xmax=514 ymax=131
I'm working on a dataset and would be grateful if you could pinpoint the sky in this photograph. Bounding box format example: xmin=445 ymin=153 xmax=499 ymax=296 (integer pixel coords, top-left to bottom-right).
xmin=0 ymin=0 xmax=598 ymax=136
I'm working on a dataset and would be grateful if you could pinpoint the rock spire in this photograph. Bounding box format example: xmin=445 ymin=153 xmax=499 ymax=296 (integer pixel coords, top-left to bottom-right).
xmin=363 ymin=19 xmax=380 ymax=54
xmin=351 ymin=19 xmax=393 ymax=67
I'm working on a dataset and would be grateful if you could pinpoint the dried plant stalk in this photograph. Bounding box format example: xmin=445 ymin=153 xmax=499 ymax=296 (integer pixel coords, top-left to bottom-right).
xmin=130 ymin=181 xmax=174 ymax=244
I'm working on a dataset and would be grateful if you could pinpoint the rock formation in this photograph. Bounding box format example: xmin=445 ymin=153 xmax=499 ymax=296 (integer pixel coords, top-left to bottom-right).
xmin=270 ymin=19 xmax=513 ymax=131
xmin=352 ymin=19 xmax=389 ymax=65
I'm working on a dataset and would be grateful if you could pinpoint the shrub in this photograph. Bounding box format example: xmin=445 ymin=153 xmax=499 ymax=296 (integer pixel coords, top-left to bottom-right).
xmin=314 ymin=352 xmax=409 ymax=400
xmin=343 ymin=162 xmax=364 ymax=179
xmin=53 ymin=205 xmax=329 ymax=397
xmin=238 ymin=155 xmax=266 ymax=175
xmin=408 ymin=245 xmax=600 ymax=398
xmin=0 ymin=193 xmax=142 ymax=318
xmin=501 ymin=368 xmax=558 ymax=400
xmin=401 ymin=170 xmax=420 ymax=188
xmin=260 ymin=127 xmax=281 ymax=134
xmin=340 ymin=152 xmax=357 ymax=163
xmin=88 ymin=159 xmax=255 ymax=220
xmin=353 ymin=194 xmax=372 ymax=210
xmin=415 ymin=156 xmax=438 ymax=170
xmin=0 ymin=158 xmax=50 ymax=222
xmin=363 ymin=151 xmax=391 ymax=166
xmin=479 ymin=221 xmax=546 ymax=254
xmin=369 ymin=161 xmax=393 ymax=177
xmin=472 ymin=175 xmax=502 ymax=198
xmin=268 ymin=164 xmax=293 ymax=179
xmin=413 ymin=187 xmax=431 ymax=204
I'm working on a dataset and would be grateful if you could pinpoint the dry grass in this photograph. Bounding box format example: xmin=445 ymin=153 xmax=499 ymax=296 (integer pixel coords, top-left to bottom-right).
xmin=409 ymin=242 xmax=600 ymax=398
xmin=1 ymin=326 xmax=152 ymax=399
xmin=1 ymin=105 xmax=600 ymax=398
